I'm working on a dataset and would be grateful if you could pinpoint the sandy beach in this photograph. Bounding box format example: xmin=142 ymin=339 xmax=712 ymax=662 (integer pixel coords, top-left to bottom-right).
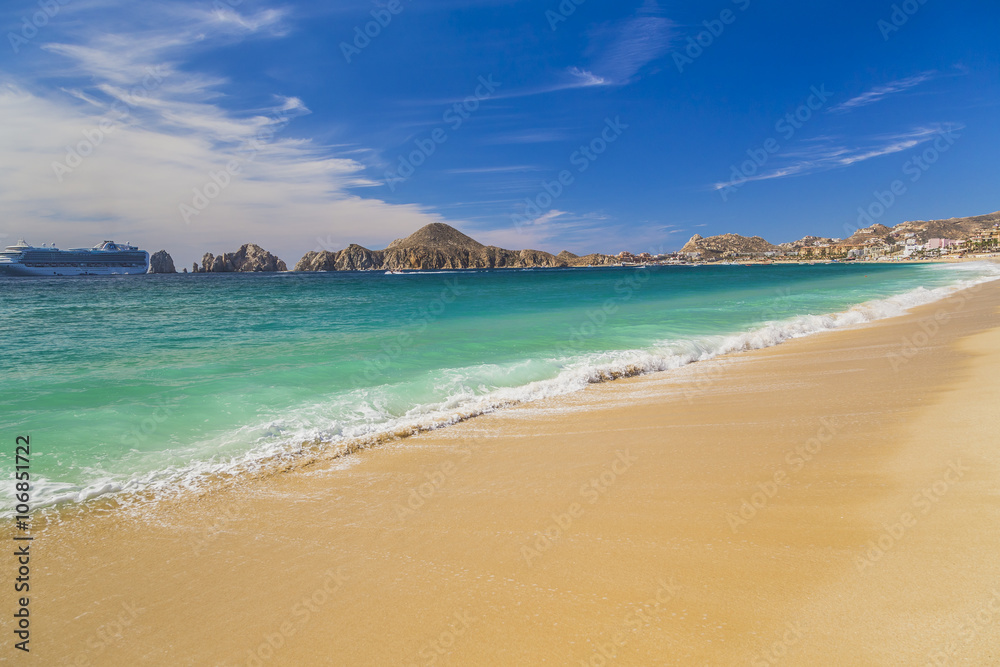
xmin=9 ymin=278 xmax=1000 ymax=666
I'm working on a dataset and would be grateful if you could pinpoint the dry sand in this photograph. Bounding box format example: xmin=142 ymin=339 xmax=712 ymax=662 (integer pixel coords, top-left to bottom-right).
xmin=7 ymin=280 xmax=1000 ymax=666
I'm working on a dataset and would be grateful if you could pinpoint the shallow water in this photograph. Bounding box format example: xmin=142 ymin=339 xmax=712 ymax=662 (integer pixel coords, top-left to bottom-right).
xmin=2 ymin=261 xmax=997 ymax=512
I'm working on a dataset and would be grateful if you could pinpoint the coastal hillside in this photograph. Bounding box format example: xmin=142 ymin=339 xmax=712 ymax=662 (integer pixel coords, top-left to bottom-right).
xmin=294 ymin=223 xmax=618 ymax=271
xmin=679 ymin=233 xmax=780 ymax=260
xmin=681 ymin=209 xmax=1000 ymax=258
xmin=892 ymin=210 xmax=1000 ymax=243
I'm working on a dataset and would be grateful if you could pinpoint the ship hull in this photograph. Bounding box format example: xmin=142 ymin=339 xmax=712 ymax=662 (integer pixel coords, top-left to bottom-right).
xmin=0 ymin=262 xmax=149 ymax=276
xmin=0 ymin=241 xmax=149 ymax=276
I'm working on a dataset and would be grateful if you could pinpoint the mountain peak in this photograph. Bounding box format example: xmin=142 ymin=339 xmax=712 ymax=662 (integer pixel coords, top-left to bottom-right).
xmin=386 ymin=223 xmax=484 ymax=251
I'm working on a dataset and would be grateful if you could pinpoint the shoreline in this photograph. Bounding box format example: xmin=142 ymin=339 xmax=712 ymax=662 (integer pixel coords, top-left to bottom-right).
xmin=6 ymin=276 xmax=1000 ymax=664
xmin=9 ymin=262 xmax=998 ymax=520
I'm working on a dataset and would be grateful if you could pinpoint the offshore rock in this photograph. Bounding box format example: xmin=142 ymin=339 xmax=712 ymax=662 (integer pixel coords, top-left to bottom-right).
xmin=147 ymin=250 xmax=176 ymax=274
xmin=194 ymin=244 xmax=287 ymax=272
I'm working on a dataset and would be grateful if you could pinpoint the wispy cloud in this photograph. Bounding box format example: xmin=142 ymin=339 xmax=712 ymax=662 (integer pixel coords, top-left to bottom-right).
xmin=528 ymin=209 xmax=568 ymax=226
xmin=586 ymin=0 xmax=674 ymax=84
xmin=712 ymin=125 xmax=960 ymax=191
xmin=485 ymin=67 xmax=608 ymax=101
xmin=480 ymin=129 xmax=569 ymax=145
xmin=567 ymin=67 xmax=608 ymax=87
xmin=829 ymin=72 xmax=935 ymax=113
xmin=0 ymin=2 xmax=450 ymax=266
xmin=467 ymin=1 xmax=673 ymax=102
xmin=445 ymin=165 xmax=541 ymax=175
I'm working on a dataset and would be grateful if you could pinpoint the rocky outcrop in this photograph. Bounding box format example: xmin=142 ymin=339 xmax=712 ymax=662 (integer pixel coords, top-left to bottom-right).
xmin=776 ymin=211 xmax=1000 ymax=250
xmin=147 ymin=250 xmax=176 ymax=273
xmin=295 ymin=244 xmax=382 ymax=272
xmin=778 ymin=235 xmax=838 ymax=251
xmin=840 ymin=224 xmax=894 ymax=246
xmin=680 ymin=233 xmax=779 ymax=259
xmin=193 ymin=244 xmax=287 ymax=273
xmin=556 ymin=250 xmax=579 ymax=264
xmin=892 ymin=210 xmax=1000 ymax=243
xmin=567 ymin=253 xmax=620 ymax=267
xmin=293 ymin=223 xmax=618 ymax=272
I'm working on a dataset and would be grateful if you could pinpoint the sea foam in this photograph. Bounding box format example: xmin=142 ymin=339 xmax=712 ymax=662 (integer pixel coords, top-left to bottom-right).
xmin=10 ymin=262 xmax=1000 ymax=517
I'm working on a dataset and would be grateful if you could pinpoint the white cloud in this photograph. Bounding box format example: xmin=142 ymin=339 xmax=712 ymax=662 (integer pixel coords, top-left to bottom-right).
xmin=0 ymin=3 xmax=451 ymax=268
xmin=586 ymin=0 xmax=674 ymax=84
xmin=567 ymin=67 xmax=608 ymax=87
xmin=712 ymin=125 xmax=960 ymax=191
xmin=530 ymin=210 xmax=568 ymax=226
xmin=829 ymin=72 xmax=935 ymax=113
xmin=444 ymin=165 xmax=540 ymax=175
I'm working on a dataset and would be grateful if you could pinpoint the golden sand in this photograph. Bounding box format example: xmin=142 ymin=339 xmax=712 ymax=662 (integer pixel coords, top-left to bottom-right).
xmin=8 ymin=280 xmax=1000 ymax=666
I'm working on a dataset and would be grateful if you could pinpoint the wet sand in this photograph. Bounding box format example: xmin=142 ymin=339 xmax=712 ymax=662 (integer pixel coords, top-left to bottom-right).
xmin=9 ymin=279 xmax=1000 ymax=666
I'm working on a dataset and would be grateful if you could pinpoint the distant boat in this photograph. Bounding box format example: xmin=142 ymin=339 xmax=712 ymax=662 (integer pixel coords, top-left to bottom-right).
xmin=0 ymin=239 xmax=149 ymax=276
xmin=385 ymin=269 xmax=406 ymax=275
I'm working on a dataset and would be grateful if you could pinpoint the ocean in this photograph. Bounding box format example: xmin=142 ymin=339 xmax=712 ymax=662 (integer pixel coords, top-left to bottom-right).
xmin=3 ymin=261 xmax=998 ymax=514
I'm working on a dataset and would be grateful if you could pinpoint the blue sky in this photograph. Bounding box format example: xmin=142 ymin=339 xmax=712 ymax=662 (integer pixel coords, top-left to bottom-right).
xmin=1 ymin=0 xmax=997 ymax=266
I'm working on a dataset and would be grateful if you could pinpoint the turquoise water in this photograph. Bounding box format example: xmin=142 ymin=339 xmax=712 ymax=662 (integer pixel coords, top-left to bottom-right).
xmin=2 ymin=262 xmax=997 ymax=511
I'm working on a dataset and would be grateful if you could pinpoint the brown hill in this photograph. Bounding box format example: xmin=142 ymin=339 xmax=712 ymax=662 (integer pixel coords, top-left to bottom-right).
xmin=680 ymin=233 xmax=779 ymax=259
xmin=892 ymin=210 xmax=1000 ymax=243
xmin=294 ymin=224 xmax=617 ymax=271
xmin=386 ymin=223 xmax=484 ymax=251
xmin=778 ymin=235 xmax=838 ymax=250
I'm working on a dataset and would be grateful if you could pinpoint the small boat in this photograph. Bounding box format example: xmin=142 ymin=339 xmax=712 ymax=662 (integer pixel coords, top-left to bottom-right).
xmin=385 ymin=269 xmax=405 ymax=275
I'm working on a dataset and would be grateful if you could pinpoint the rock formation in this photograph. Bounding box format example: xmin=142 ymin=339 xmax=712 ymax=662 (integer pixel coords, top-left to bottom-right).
xmin=147 ymin=250 xmax=176 ymax=273
xmin=192 ymin=244 xmax=287 ymax=273
xmin=892 ymin=210 xmax=1000 ymax=243
xmin=293 ymin=223 xmax=617 ymax=271
xmin=778 ymin=210 xmax=1000 ymax=250
xmin=680 ymin=233 xmax=780 ymax=259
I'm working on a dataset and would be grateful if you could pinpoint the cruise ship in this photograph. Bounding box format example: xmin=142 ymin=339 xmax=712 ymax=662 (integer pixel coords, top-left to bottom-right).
xmin=0 ymin=240 xmax=150 ymax=276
